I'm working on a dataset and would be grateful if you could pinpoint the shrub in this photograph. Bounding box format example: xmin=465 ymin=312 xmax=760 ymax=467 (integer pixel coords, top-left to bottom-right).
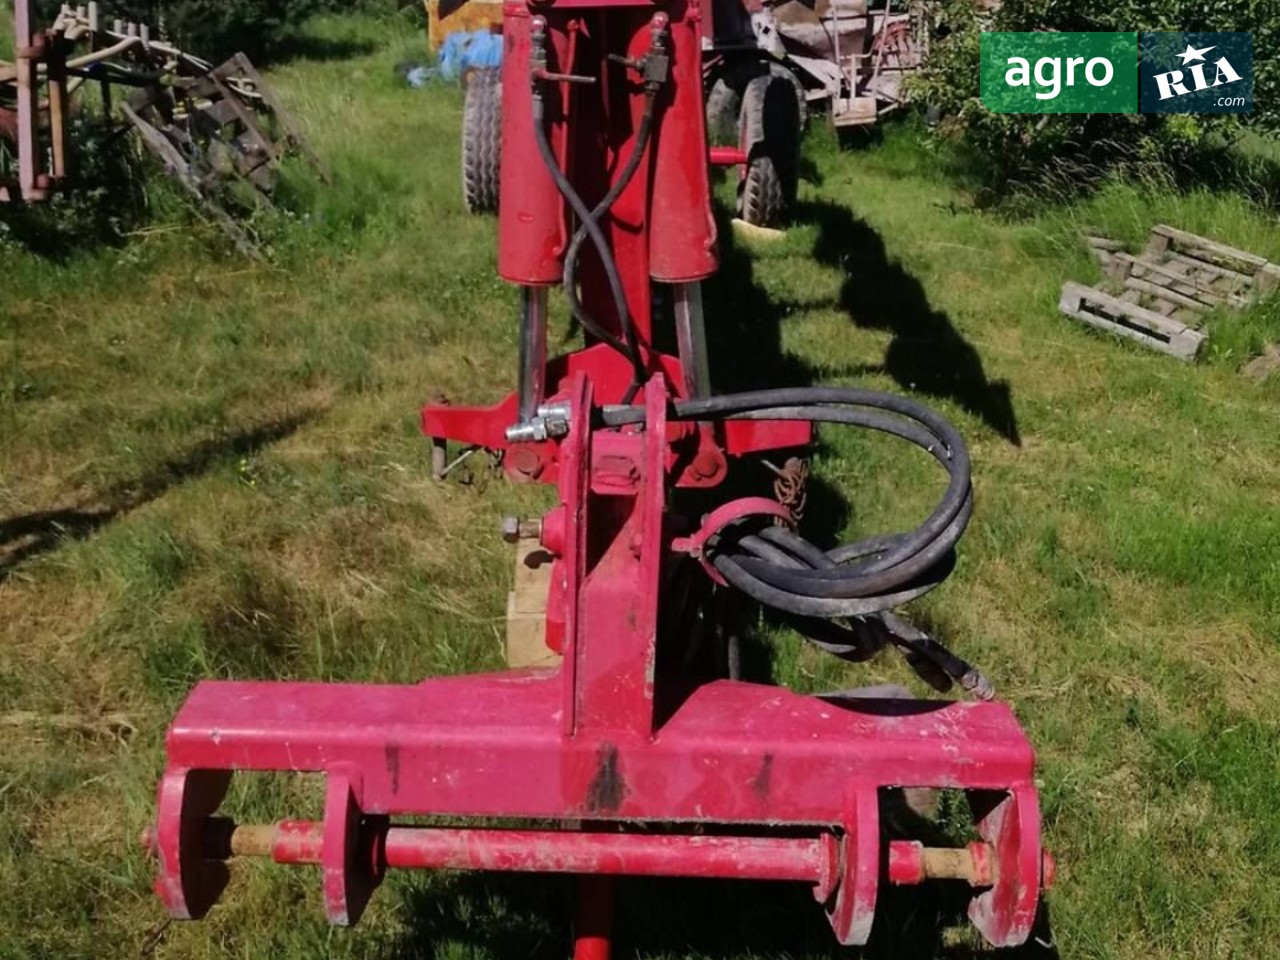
xmin=33 ymin=0 xmax=335 ymax=62
xmin=0 ymin=116 xmax=154 ymax=256
xmin=914 ymin=0 xmax=1279 ymax=198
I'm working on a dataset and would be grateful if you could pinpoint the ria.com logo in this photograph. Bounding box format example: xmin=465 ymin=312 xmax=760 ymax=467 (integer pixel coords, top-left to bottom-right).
xmin=980 ymin=32 xmax=1254 ymax=114
xmin=1141 ymin=33 xmax=1252 ymax=113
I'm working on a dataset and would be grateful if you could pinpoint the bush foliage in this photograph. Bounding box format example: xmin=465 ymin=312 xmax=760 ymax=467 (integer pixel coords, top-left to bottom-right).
xmin=0 ymin=116 xmax=154 ymax=256
xmin=915 ymin=0 xmax=1279 ymax=196
xmin=31 ymin=0 xmax=337 ymax=61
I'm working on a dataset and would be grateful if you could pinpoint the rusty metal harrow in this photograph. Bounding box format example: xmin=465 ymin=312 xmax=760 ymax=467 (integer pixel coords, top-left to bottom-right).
xmin=2 ymin=2 xmax=321 ymax=252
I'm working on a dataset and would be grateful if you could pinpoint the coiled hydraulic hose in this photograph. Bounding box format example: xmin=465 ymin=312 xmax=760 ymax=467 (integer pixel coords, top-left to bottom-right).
xmin=601 ymin=386 xmax=973 ymax=619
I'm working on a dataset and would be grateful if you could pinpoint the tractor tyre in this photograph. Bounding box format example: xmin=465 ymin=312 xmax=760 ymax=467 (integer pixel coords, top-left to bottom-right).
xmin=461 ymin=67 xmax=501 ymax=214
xmin=705 ymin=73 xmax=744 ymax=146
xmin=706 ymin=60 xmax=805 ymax=146
xmin=737 ymin=73 xmax=800 ymax=228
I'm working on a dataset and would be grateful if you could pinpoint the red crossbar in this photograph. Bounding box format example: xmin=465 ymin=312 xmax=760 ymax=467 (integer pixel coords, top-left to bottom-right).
xmin=238 ymin=822 xmax=837 ymax=883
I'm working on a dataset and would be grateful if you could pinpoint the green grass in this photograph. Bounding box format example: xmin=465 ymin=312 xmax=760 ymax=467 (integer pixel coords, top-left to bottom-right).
xmin=3 ymin=12 xmax=1280 ymax=960
xmin=0 ymin=0 xmax=11 ymax=62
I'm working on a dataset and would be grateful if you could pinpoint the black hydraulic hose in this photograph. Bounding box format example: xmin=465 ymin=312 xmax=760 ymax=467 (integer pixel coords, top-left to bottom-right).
xmin=716 ymin=560 xmax=948 ymax=618
xmin=562 ymin=91 xmax=658 ymax=379
xmin=530 ymin=88 xmax=632 ymax=359
xmin=529 ymin=77 xmax=647 ymax=385
xmin=600 ymin=386 xmax=973 ymax=619
xmin=754 ymin=520 xmax=990 ymax=695
xmin=732 ymin=495 xmax=972 ymax=598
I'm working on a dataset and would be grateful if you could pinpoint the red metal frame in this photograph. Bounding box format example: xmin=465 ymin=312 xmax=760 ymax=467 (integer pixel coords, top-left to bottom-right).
xmin=150 ymin=0 xmax=1051 ymax=950
xmin=155 ymin=375 xmax=1049 ymax=947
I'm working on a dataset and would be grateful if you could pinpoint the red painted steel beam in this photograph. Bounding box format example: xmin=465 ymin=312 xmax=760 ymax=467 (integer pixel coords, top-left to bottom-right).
xmin=225 ymin=822 xmax=839 ymax=884
xmin=210 ymin=821 xmax=1047 ymax=891
xmin=708 ymin=146 xmax=747 ymax=166
xmin=164 ymin=676 xmax=1036 ymax=824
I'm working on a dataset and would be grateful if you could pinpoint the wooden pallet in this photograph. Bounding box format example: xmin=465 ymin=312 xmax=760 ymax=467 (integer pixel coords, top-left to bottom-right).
xmin=1108 ymin=252 xmax=1241 ymax=312
xmin=1059 ymin=281 xmax=1206 ymax=361
xmin=1145 ymin=224 xmax=1280 ymax=302
xmin=1062 ymin=226 xmax=1279 ymax=361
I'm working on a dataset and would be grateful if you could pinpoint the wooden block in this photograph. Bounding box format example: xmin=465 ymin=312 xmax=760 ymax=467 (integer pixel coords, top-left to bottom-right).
xmin=1144 ymin=227 xmax=1172 ymax=256
xmin=1147 ymin=224 xmax=1268 ymax=276
xmin=1257 ymin=264 xmax=1280 ymax=296
xmin=731 ymin=218 xmax=786 ymax=243
xmin=1100 ymin=251 xmax=1129 ymax=281
xmin=1085 ymin=235 xmax=1123 ymax=251
xmin=831 ymin=96 xmax=878 ymax=127
xmin=1059 ymin=281 xmax=1205 ymax=361
xmin=1123 ymin=276 xmax=1211 ymax=315
xmin=1116 ymin=253 xmax=1233 ymax=308
xmin=203 ymin=99 xmax=240 ymax=127
xmin=505 ymin=538 xmax=559 ymax=668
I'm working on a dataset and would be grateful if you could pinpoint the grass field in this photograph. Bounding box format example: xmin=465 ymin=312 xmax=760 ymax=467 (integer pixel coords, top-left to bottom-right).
xmin=3 ymin=12 xmax=1280 ymax=960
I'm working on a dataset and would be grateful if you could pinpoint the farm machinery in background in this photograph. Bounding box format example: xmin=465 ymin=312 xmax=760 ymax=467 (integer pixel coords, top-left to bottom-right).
xmin=147 ymin=0 xmax=1053 ymax=951
xmin=0 ymin=0 xmax=321 ymax=252
xmin=443 ymin=0 xmax=931 ymax=225
xmin=704 ymin=0 xmax=928 ymax=134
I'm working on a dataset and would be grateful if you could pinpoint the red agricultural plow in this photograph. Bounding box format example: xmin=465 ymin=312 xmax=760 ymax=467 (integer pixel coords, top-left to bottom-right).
xmin=147 ymin=0 xmax=1052 ymax=950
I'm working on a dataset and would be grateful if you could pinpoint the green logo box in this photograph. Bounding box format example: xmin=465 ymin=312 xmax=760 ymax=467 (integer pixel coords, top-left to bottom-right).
xmin=981 ymin=32 xmax=1138 ymax=114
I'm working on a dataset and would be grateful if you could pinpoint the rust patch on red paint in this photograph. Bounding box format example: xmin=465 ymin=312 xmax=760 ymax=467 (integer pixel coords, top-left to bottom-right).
xmin=752 ymin=753 xmax=773 ymax=801
xmin=384 ymin=743 xmax=401 ymax=795
xmin=586 ymin=744 xmax=626 ymax=813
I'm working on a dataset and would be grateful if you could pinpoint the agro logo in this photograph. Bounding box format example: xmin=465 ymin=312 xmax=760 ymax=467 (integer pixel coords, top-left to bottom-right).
xmin=979 ymin=32 xmax=1138 ymax=114
xmin=1140 ymin=33 xmax=1253 ymax=113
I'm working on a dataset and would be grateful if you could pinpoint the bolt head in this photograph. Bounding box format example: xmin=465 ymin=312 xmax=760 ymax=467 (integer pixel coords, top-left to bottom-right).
xmin=691 ymin=451 xmax=722 ymax=481
xmin=507 ymin=448 xmax=545 ymax=481
xmin=500 ymin=516 xmax=520 ymax=543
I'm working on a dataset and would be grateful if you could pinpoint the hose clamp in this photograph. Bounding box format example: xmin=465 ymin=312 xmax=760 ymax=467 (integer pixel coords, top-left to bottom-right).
xmin=672 ymin=496 xmax=793 ymax=585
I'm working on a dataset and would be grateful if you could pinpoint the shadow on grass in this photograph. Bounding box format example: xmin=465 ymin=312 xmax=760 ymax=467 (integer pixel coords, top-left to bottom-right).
xmin=700 ymin=205 xmax=813 ymax=391
xmin=793 ymin=199 xmax=1021 ymax=446
xmin=0 ymin=408 xmax=321 ymax=580
xmin=386 ymin=870 xmax=1059 ymax=960
xmin=695 ymin=196 xmax=1019 ymax=445
xmin=249 ymin=32 xmax=381 ymax=68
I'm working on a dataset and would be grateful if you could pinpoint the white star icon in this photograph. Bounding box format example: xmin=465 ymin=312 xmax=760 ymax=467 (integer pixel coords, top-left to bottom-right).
xmin=1176 ymin=43 xmax=1216 ymax=64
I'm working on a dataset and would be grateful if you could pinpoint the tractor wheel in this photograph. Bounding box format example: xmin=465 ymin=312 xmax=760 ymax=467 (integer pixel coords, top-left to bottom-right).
xmin=705 ymin=73 xmax=744 ymax=146
xmin=737 ymin=73 xmax=800 ymax=228
xmin=706 ymin=60 xmax=805 ymax=146
xmin=461 ymin=67 xmax=501 ymax=214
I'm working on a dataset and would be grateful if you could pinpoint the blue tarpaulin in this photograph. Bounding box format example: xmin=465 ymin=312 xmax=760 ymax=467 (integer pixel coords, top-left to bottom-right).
xmin=438 ymin=30 xmax=503 ymax=80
